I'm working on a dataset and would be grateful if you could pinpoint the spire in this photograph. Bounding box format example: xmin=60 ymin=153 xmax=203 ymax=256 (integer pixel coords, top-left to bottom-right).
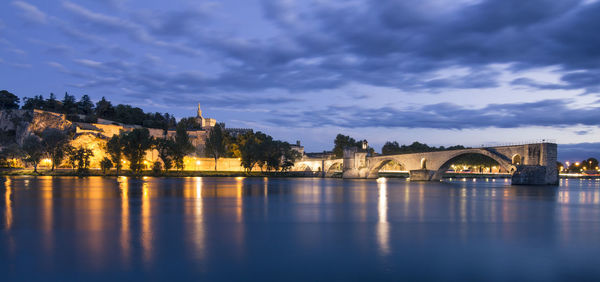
xmin=197 ymin=103 xmax=202 ymax=118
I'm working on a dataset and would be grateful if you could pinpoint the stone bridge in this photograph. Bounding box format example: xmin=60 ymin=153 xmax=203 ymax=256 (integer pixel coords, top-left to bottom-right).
xmin=293 ymin=143 xmax=558 ymax=185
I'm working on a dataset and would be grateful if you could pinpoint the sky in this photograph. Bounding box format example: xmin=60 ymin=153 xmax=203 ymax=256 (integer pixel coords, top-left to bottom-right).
xmin=1 ymin=0 xmax=600 ymax=162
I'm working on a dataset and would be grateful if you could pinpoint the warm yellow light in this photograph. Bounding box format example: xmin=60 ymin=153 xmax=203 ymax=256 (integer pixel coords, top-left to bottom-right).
xmin=575 ymin=162 xmax=580 ymax=166
xmin=196 ymin=161 xmax=201 ymax=165
xmin=376 ymin=177 xmax=387 ymax=184
xmin=235 ymin=176 xmax=245 ymax=181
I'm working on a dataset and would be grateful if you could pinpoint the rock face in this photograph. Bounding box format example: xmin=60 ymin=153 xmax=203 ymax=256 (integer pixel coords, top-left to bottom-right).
xmin=0 ymin=109 xmax=73 ymax=145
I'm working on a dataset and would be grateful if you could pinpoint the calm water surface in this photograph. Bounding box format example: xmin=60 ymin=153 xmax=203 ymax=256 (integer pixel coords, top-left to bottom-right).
xmin=1 ymin=176 xmax=600 ymax=281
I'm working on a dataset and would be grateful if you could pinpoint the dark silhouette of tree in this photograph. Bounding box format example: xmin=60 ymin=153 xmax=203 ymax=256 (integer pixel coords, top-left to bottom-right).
xmin=382 ymin=141 xmax=401 ymax=155
xmin=100 ymin=157 xmax=113 ymax=174
xmin=77 ymin=95 xmax=95 ymax=115
xmin=22 ymin=135 xmax=44 ymax=173
xmin=205 ymin=123 xmax=227 ymax=171
xmin=41 ymin=128 xmax=70 ymax=171
xmin=172 ymin=124 xmax=194 ymax=171
xmin=94 ymin=97 xmax=114 ymax=119
xmin=0 ymin=90 xmax=20 ymax=110
xmin=121 ymin=128 xmax=153 ymax=174
xmin=66 ymin=147 xmax=94 ymax=173
xmin=154 ymin=138 xmax=175 ymax=172
xmin=106 ymin=135 xmax=125 ymax=176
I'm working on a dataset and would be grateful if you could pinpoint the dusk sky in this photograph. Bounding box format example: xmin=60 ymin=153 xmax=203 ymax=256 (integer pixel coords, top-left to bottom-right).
xmin=1 ymin=0 xmax=600 ymax=161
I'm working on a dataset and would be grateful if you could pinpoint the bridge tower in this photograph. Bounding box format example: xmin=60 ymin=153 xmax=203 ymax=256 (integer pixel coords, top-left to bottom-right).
xmin=342 ymin=147 xmax=369 ymax=178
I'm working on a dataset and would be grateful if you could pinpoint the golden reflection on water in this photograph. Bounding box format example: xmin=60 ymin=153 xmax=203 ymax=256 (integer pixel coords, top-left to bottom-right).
xmin=141 ymin=180 xmax=152 ymax=264
xmin=119 ymin=177 xmax=130 ymax=265
xmin=184 ymin=177 xmax=205 ymax=260
xmin=4 ymin=177 xmax=12 ymax=230
xmin=40 ymin=177 xmax=54 ymax=257
xmin=377 ymin=180 xmax=390 ymax=255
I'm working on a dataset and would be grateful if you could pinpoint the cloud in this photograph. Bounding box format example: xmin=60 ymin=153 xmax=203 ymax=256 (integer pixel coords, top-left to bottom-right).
xmin=12 ymin=1 xmax=48 ymax=24
xmin=265 ymin=99 xmax=600 ymax=129
xmin=558 ymin=142 xmax=600 ymax=161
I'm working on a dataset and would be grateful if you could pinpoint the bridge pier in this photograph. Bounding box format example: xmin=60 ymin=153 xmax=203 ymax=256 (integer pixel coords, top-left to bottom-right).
xmin=409 ymin=170 xmax=435 ymax=181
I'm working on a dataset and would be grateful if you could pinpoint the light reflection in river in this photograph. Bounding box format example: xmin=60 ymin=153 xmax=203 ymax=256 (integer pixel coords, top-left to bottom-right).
xmin=1 ymin=177 xmax=600 ymax=280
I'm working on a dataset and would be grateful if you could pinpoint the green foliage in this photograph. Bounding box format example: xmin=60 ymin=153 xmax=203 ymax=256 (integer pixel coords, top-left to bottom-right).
xmin=176 ymin=117 xmax=203 ymax=130
xmin=21 ymin=135 xmax=44 ymax=173
xmin=154 ymin=138 xmax=175 ymax=171
xmin=205 ymin=123 xmax=227 ymax=170
xmin=172 ymin=124 xmax=195 ymax=171
xmin=332 ymin=134 xmax=372 ymax=158
xmin=100 ymin=157 xmax=113 ymax=174
xmin=19 ymin=92 xmax=176 ymax=129
xmin=152 ymin=161 xmax=163 ymax=175
xmin=121 ymin=128 xmax=154 ymax=174
xmin=106 ymin=134 xmax=125 ymax=175
xmin=41 ymin=128 xmax=70 ymax=171
xmin=381 ymin=141 xmax=466 ymax=155
xmin=234 ymin=131 xmax=301 ymax=172
xmin=66 ymin=147 xmax=94 ymax=173
xmin=0 ymin=90 xmax=20 ymax=110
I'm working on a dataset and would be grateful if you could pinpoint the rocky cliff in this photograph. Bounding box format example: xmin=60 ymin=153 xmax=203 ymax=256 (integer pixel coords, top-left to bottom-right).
xmin=0 ymin=109 xmax=73 ymax=145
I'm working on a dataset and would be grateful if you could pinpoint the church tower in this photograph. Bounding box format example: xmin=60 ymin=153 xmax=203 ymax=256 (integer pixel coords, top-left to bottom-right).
xmin=197 ymin=103 xmax=203 ymax=118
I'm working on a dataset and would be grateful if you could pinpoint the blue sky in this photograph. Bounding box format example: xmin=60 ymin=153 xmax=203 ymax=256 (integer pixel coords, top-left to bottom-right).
xmin=1 ymin=0 xmax=600 ymax=162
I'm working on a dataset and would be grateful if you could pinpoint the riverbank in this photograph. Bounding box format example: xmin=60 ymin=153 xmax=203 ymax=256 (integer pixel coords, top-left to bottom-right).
xmin=0 ymin=168 xmax=323 ymax=178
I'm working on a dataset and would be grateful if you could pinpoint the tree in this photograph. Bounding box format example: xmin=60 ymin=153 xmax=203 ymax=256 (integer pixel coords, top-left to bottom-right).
xmin=0 ymin=90 xmax=20 ymax=110
xmin=78 ymin=95 xmax=94 ymax=115
xmin=121 ymin=128 xmax=153 ymax=174
xmin=583 ymin=158 xmax=599 ymax=170
xmin=62 ymin=92 xmax=77 ymax=114
xmin=205 ymin=123 xmax=227 ymax=171
xmin=382 ymin=141 xmax=401 ymax=155
xmin=172 ymin=124 xmax=194 ymax=171
xmin=45 ymin=93 xmax=62 ymax=112
xmin=66 ymin=147 xmax=93 ymax=173
xmin=22 ymin=95 xmax=45 ymax=110
xmin=106 ymin=135 xmax=125 ymax=176
xmin=100 ymin=157 xmax=113 ymax=174
xmin=41 ymin=128 xmax=70 ymax=171
xmin=154 ymin=138 xmax=175 ymax=172
xmin=332 ymin=134 xmax=362 ymax=158
xmin=0 ymin=143 xmax=24 ymax=168
xmin=21 ymin=135 xmax=44 ymax=173
xmin=94 ymin=97 xmax=114 ymax=119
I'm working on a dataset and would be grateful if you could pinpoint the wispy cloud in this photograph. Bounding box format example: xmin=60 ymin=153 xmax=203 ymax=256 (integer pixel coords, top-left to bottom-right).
xmin=12 ymin=1 xmax=47 ymax=24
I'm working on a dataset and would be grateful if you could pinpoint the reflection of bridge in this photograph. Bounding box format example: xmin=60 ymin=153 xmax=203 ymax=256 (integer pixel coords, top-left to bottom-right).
xmin=293 ymin=143 xmax=558 ymax=185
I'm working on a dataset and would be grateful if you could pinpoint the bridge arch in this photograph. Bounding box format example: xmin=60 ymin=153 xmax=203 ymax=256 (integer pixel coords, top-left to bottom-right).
xmin=366 ymin=158 xmax=406 ymax=178
xmin=324 ymin=161 xmax=343 ymax=176
xmin=512 ymin=154 xmax=522 ymax=165
xmin=431 ymin=149 xmax=516 ymax=181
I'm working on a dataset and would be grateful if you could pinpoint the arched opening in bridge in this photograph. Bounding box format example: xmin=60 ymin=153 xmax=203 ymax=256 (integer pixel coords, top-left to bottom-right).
xmin=420 ymin=158 xmax=427 ymax=169
xmin=327 ymin=162 xmax=343 ymax=172
xmin=441 ymin=153 xmax=505 ymax=175
xmin=368 ymin=159 xmax=406 ymax=178
xmin=512 ymin=154 xmax=522 ymax=165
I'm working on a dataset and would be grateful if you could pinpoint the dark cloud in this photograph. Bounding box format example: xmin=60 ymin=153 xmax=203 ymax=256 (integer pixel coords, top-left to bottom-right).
xmin=266 ymin=99 xmax=600 ymax=129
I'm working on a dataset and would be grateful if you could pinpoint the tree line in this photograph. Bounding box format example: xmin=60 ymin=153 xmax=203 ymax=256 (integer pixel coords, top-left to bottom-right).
xmin=0 ymin=122 xmax=302 ymax=174
xmin=0 ymin=90 xmax=177 ymax=130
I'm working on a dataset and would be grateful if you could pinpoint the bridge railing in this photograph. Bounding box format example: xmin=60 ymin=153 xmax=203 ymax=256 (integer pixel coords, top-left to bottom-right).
xmin=478 ymin=139 xmax=557 ymax=148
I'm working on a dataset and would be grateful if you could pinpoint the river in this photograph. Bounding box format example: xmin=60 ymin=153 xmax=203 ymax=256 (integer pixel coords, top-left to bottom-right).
xmin=1 ymin=176 xmax=599 ymax=281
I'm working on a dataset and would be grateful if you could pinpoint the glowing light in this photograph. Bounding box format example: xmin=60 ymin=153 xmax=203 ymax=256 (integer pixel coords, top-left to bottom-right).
xmin=376 ymin=177 xmax=387 ymax=184
xmin=235 ymin=177 xmax=245 ymax=181
xmin=196 ymin=161 xmax=201 ymax=165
